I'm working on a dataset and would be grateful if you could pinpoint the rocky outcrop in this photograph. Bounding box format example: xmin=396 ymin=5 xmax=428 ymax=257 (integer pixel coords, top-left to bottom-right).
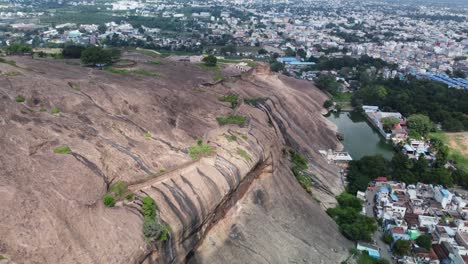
xmin=0 ymin=54 xmax=350 ymax=264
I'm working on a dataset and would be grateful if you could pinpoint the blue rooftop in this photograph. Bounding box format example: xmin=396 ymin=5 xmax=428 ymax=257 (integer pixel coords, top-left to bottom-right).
xmin=390 ymin=194 xmax=398 ymax=202
xmin=440 ymin=189 xmax=450 ymax=198
xmin=278 ymin=57 xmax=299 ymax=63
xmin=420 ymin=74 xmax=468 ymax=89
xmin=380 ymin=187 xmax=389 ymax=193
xmin=288 ymin=61 xmax=316 ymax=65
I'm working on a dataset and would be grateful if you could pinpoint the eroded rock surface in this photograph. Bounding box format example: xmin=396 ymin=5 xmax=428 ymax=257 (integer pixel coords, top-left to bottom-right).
xmin=0 ymin=54 xmax=350 ymax=264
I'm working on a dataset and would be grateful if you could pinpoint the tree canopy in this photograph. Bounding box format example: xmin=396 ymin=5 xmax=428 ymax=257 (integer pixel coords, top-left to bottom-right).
xmin=353 ymin=77 xmax=468 ymax=132
xmin=381 ymin=116 xmax=400 ymax=132
xmin=315 ymin=74 xmax=340 ymax=95
xmin=416 ymin=234 xmax=432 ymax=250
xmin=393 ymin=239 xmax=411 ymax=256
xmin=407 ymin=114 xmax=434 ymax=137
xmin=202 ymin=55 xmax=217 ymax=67
xmin=80 ymin=46 xmax=113 ymax=65
xmin=327 ymin=192 xmax=376 ymax=242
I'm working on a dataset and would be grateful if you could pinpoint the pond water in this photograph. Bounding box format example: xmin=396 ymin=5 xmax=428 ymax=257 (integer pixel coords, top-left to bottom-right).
xmin=327 ymin=112 xmax=394 ymax=160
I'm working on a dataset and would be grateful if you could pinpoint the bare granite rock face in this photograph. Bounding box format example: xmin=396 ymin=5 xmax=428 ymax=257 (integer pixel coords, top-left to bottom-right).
xmin=0 ymin=54 xmax=351 ymax=264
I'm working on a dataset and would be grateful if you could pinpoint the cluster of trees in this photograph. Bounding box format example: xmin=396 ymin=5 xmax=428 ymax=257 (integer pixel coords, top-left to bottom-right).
xmin=79 ymin=46 xmax=121 ymax=66
xmin=327 ymin=193 xmax=377 ymax=241
xmin=315 ymin=74 xmax=340 ymax=95
xmin=202 ymin=55 xmax=217 ymax=67
xmin=346 ymin=153 xmax=467 ymax=194
xmin=5 ymin=43 xmax=32 ymax=54
xmin=352 ymin=77 xmax=468 ymax=132
xmin=311 ymin=55 xmax=396 ymax=71
xmin=62 ymin=45 xmax=85 ymax=58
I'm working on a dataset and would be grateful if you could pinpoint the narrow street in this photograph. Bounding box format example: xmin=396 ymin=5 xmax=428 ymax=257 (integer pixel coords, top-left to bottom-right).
xmin=365 ymin=187 xmax=394 ymax=263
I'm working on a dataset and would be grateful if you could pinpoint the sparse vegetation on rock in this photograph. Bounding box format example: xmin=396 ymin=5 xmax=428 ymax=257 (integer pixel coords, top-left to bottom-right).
xmin=15 ymin=96 xmax=25 ymax=103
xmin=237 ymin=147 xmax=251 ymax=161
xmin=103 ymin=195 xmax=116 ymax=207
xmin=223 ymin=133 xmax=237 ymax=142
xmin=51 ymin=107 xmax=61 ymax=114
xmin=53 ymin=145 xmax=71 ymax=154
xmin=216 ymin=115 xmax=247 ymax=126
xmin=290 ymin=150 xmax=314 ymax=193
xmin=218 ymin=94 xmax=238 ymax=108
xmin=188 ymin=140 xmax=214 ymax=160
xmin=141 ymin=196 xmax=170 ymax=242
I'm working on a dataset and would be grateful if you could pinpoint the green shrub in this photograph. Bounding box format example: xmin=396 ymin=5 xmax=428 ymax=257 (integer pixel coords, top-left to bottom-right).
xmin=235 ymin=131 xmax=248 ymax=140
xmin=15 ymin=96 xmax=25 ymax=103
xmin=125 ymin=193 xmax=134 ymax=200
xmin=144 ymin=132 xmax=152 ymax=138
xmin=142 ymin=196 xmax=157 ymax=218
xmin=237 ymin=147 xmax=251 ymax=161
xmin=382 ymin=233 xmax=394 ymax=244
xmin=53 ymin=145 xmax=71 ymax=154
xmin=158 ymin=224 xmax=171 ymax=241
xmin=244 ymin=97 xmax=266 ymax=105
xmin=218 ymin=94 xmax=238 ymax=108
xmin=143 ymin=218 xmax=161 ymax=239
xmin=51 ymin=107 xmax=61 ymax=114
xmin=188 ymin=140 xmax=214 ymax=160
xmin=216 ymin=115 xmax=247 ymax=126
xmin=213 ymin=73 xmax=224 ymax=82
xmin=224 ymin=134 xmax=237 ymax=142
xmin=103 ymin=195 xmax=116 ymax=207
xmin=109 ymin=181 xmax=128 ymax=197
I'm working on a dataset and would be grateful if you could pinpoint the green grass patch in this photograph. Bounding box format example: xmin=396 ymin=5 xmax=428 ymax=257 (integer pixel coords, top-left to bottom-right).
xmin=39 ymin=108 xmax=47 ymax=112
xmin=430 ymin=132 xmax=468 ymax=172
xmin=218 ymin=94 xmax=238 ymax=108
xmin=244 ymin=97 xmax=266 ymax=105
xmin=144 ymin=132 xmax=152 ymax=138
xmin=333 ymin=92 xmax=353 ymax=102
xmin=70 ymin=83 xmax=80 ymax=91
xmin=51 ymin=107 xmax=61 ymax=114
xmin=188 ymin=139 xmax=214 ymax=160
xmin=0 ymin=58 xmax=17 ymax=66
xmin=15 ymin=96 xmax=25 ymax=103
xmin=54 ymin=145 xmax=71 ymax=154
xmin=134 ymin=48 xmax=161 ymax=58
xmin=213 ymin=73 xmax=224 ymax=82
xmin=223 ymin=133 xmax=237 ymax=142
xmin=5 ymin=71 xmax=22 ymax=76
xmin=104 ymin=67 xmax=158 ymax=77
xmin=150 ymin=60 xmax=162 ymax=65
xmin=237 ymin=147 xmax=251 ymax=161
xmin=216 ymin=115 xmax=247 ymax=126
xmin=197 ymin=63 xmax=220 ymax=72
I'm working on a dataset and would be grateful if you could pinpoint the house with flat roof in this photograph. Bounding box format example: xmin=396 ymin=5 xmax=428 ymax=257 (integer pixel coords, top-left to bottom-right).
xmin=357 ymin=242 xmax=381 ymax=259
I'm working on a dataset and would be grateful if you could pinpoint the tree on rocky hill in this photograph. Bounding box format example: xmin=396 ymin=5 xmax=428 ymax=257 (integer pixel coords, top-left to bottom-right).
xmin=81 ymin=46 xmax=112 ymax=66
xmin=202 ymin=55 xmax=217 ymax=67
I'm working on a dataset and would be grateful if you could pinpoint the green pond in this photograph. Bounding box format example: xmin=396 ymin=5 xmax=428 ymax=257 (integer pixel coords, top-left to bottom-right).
xmin=327 ymin=112 xmax=394 ymax=160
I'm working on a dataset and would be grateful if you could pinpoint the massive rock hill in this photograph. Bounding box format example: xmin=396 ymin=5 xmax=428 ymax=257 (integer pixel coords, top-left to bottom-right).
xmin=0 ymin=53 xmax=351 ymax=264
